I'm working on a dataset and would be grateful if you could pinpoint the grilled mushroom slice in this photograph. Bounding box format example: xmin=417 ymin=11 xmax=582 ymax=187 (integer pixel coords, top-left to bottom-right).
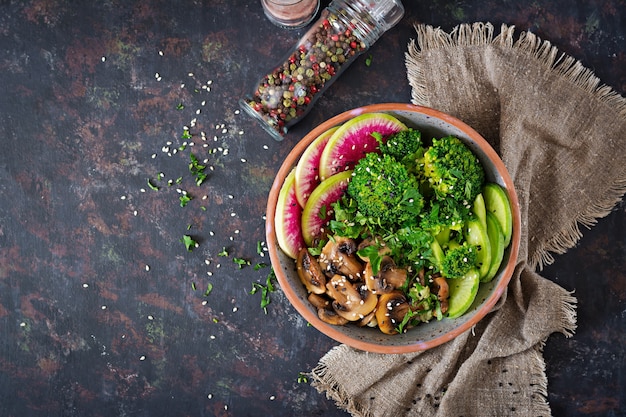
xmin=319 ymin=237 xmax=364 ymax=280
xmin=364 ymin=256 xmax=408 ymax=294
xmin=375 ymin=290 xmax=411 ymax=335
xmin=307 ymin=292 xmax=331 ymax=309
xmin=325 ymin=275 xmax=377 ymax=322
xmin=296 ymin=248 xmax=326 ymax=294
xmin=317 ymin=306 xmax=349 ymax=326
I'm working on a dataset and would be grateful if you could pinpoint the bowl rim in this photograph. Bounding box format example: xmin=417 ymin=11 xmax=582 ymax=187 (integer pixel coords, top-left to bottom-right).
xmin=265 ymin=103 xmax=521 ymax=354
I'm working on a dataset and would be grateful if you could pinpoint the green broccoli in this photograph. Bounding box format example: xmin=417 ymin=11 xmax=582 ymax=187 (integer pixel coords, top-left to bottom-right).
xmin=440 ymin=241 xmax=478 ymax=279
xmin=347 ymin=152 xmax=424 ymax=228
xmin=419 ymin=199 xmax=470 ymax=245
xmin=379 ymin=128 xmax=424 ymax=171
xmin=423 ymin=135 xmax=485 ymax=203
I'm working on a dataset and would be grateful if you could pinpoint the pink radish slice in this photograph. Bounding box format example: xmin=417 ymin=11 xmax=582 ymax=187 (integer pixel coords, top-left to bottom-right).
xmin=294 ymin=126 xmax=338 ymax=208
xmin=318 ymin=113 xmax=407 ymax=181
xmin=274 ymin=169 xmax=306 ymax=259
xmin=301 ymin=170 xmax=352 ymax=247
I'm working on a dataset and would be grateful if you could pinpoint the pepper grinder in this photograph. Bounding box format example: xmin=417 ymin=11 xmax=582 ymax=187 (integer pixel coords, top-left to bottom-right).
xmin=242 ymin=0 xmax=405 ymax=141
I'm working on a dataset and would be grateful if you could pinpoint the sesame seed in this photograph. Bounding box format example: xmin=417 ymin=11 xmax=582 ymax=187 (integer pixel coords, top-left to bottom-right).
xmin=269 ymin=395 xmax=276 ymax=401
xmin=82 ymin=283 xmax=89 ymax=288
xmin=140 ymin=356 xmax=146 ymax=361
xmin=158 ymin=50 xmax=163 ymax=56
xmin=101 ymin=305 xmax=107 ymax=310
xmin=145 ymin=265 xmax=150 ymax=271
xmin=232 ymin=307 xmax=238 ymax=312
xmin=101 ymin=56 xmax=106 ymax=62
xmin=207 ymin=394 xmax=213 ymax=399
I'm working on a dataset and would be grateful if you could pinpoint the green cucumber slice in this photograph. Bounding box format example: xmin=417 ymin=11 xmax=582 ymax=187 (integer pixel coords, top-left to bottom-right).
xmin=464 ymin=218 xmax=492 ymax=279
xmin=447 ymin=268 xmax=480 ymax=318
xmin=483 ymin=183 xmax=513 ymax=247
xmin=483 ymin=211 xmax=505 ymax=283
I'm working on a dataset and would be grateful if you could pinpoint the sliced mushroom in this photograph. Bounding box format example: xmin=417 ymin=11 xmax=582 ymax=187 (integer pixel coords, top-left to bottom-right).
xmin=357 ymin=309 xmax=378 ymax=327
xmin=375 ymin=290 xmax=411 ymax=335
xmin=432 ymin=275 xmax=449 ymax=315
xmin=296 ymin=248 xmax=326 ymax=294
xmin=319 ymin=237 xmax=364 ymax=280
xmin=325 ymin=275 xmax=377 ymax=322
xmin=307 ymin=292 xmax=331 ymax=309
xmin=317 ymin=306 xmax=349 ymax=326
xmin=364 ymin=256 xmax=408 ymax=294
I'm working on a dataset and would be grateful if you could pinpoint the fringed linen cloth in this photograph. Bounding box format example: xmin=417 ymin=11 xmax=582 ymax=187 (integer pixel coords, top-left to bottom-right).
xmin=309 ymin=22 xmax=626 ymax=417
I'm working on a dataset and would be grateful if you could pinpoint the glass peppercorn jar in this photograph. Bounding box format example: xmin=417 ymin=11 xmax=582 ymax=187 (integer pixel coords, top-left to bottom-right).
xmin=241 ymin=0 xmax=405 ymax=141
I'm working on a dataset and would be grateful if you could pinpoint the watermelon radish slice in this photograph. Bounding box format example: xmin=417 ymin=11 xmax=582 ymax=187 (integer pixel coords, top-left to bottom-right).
xmin=274 ymin=169 xmax=306 ymax=259
xmin=301 ymin=170 xmax=352 ymax=246
xmin=294 ymin=126 xmax=338 ymax=208
xmin=318 ymin=113 xmax=407 ymax=181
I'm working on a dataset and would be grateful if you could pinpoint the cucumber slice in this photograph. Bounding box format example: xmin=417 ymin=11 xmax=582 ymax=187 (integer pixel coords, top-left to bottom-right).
xmin=464 ymin=218 xmax=492 ymax=279
xmin=483 ymin=211 xmax=505 ymax=282
xmin=447 ymin=268 xmax=480 ymax=318
xmin=472 ymin=192 xmax=487 ymax=232
xmin=483 ymin=183 xmax=513 ymax=247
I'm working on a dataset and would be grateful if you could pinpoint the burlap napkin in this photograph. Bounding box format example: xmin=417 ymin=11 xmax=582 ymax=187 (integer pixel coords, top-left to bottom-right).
xmin=309 ymin=22 xmax=626 ymax=417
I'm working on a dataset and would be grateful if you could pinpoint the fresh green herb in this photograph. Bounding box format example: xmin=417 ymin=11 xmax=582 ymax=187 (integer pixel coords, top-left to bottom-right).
xmin=176 ymin=176 xmax=183 ymax=184
xmin=365 ymin=54 xmax=373 ymax=66
xmin=147 ymin=178 xmax=160 ymax=191
xmin=250 ymin=269 xmax=276 ymax=314
xmin=256 ymin=241 xmax=264 ymax=256
xmin=233 ymin=257 xmax=250 ymax=269
xmin=181 ymin=130 xmax=192 ymax=140
xmin=179 ymin=194 xmax=192 ymax=207
xmin=318 ymin=204 xmax=327 ymax=220
xmin=204 ymin=283 xmax=213 ymax=296
xmin=297 ymin=372 xmax=309 ymax=384
xmin=176 ymin=102 xmax=185 ymax=110
xmin=191 ymin=282 xmax=197 ymax=291
xmin=189 ymin=153 xmax=208 ymax=186
xmin=157 ymin=172 xmax=164 ymax=181
xmin=181 ymin=235 xmax=197 ymax=251
xmin=218 ymin=247 xmax=228 ymax=257
xmin=254 ymin=262 xmax=268 ymax=271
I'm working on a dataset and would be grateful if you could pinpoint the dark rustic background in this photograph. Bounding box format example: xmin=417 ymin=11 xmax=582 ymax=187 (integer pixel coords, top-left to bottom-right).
xmin=0 ymin=1 xmax=624 ymax=416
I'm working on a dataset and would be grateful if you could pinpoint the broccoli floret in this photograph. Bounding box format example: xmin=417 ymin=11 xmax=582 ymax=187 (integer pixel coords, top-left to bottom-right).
xmin=441 ymin=242 xmax=478 ymax=279
xmin=423 ymin=135 xmax=485 ymax=203
xmin=347 ymin=152 xmax=424 ymax=228
xmin=379 ymin=128 xmax=424 ymax=170
xmin=420 ymin=199 xmax=471 ymax=245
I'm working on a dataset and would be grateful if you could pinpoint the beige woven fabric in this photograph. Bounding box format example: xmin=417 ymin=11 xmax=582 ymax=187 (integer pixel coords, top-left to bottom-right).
xmin=310 ymin=22 xmax=626 ymax=417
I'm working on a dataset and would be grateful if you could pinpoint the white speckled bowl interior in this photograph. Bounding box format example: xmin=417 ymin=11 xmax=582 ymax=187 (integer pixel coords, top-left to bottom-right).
xmin=266 ymin=103 xmax=521 ymax=354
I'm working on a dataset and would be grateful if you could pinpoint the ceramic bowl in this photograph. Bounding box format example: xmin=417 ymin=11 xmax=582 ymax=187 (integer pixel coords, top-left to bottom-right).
xmin=265 ymin=103 xmax=520 ymax=353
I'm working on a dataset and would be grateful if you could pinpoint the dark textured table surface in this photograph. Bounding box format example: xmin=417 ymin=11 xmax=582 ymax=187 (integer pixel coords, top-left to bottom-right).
xmin=1 ymin=1 xmax=625 ymax=416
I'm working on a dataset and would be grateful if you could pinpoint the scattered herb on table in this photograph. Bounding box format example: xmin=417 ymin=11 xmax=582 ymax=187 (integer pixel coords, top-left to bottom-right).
xmin=181 ymin=235 xmax=197 ymax=251
xmin=250 ymin=269 xmax=276 ymax=314
xmin=179 ymin=194 xmax=192 ymax=207
xmin=147 ymin=178 xmax=160 ymax=191
xmin=297 ymin=372 xmax=309 ymax=384
xmin=233 ymin=257 xmax=250 ymax=269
